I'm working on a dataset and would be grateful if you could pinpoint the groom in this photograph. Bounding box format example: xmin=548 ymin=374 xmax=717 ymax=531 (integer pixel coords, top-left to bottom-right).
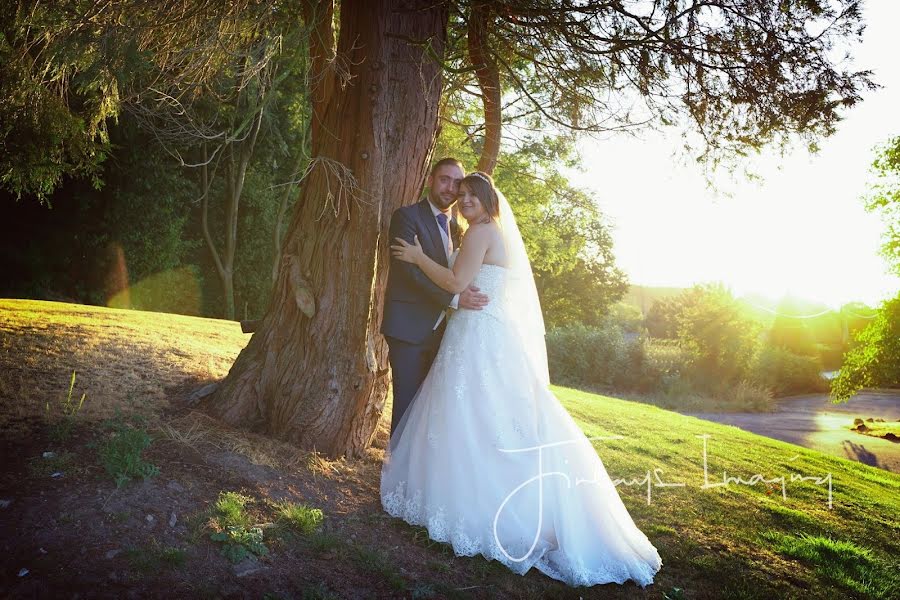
xmin=382 ymin=158 xmax=489 ymax=437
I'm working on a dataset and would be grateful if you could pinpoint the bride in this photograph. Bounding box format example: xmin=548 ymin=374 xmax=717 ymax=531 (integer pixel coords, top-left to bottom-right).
xmin=382 ymin=171 xmax=663 ymax=588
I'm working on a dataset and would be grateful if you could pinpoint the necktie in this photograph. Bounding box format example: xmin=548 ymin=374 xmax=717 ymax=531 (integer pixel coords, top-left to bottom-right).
xmin=436 ymin=212 xmax=452 ymax=254
xmin=436 ymin=212 xmax=449 ymax=237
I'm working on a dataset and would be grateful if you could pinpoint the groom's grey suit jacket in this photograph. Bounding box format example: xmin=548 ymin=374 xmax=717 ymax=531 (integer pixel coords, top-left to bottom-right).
xmin=381 ymin=198 xmax=462 ymax=345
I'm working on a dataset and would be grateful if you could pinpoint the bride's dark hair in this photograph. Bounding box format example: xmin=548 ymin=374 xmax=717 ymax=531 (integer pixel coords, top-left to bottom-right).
xmin=460 ymin=171 xmax=500 ymax=219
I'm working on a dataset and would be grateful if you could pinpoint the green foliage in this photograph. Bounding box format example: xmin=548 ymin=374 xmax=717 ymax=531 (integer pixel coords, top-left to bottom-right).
xmin=1 ymin=1 xmax=310 ymax=321
xmin=210 ymin=526 xmax=268 ymax=563
xmin=209 ymin=491 xmax=269 ymax=563
xmin=831 ymin=294 xmax=900 ymax=403
xmin=863 ymin=136 xmax=900 ymax=276
xmin=645 ymin=296 xmax=681 ymax=339
xmin=642 ymin=339 xmax=695 ymax=390
xmin=443 ymin=1 xmax=871 ymax=178
xmin=752 ymin=344 xmax=828 ymax=397
xmin=274 ymin=501 xmax=324 ymax=535
xmin=215 ymin=492 xmax=254 ymax=529
xmin=0 ymin=8 xmax=113 ymax=201
xmin=45 ymin=370 xmax=87 ymax=442
xmin=647 ymin=371 xmax=708 ymax=412
xmin=96 ymin=121 xmax=201 ymax=311
xmin=545 ymin=323 xmax=776 ymax=411
xmin=97 ymin=416 xmax=159 ymax=488
xmin=545 ymin=322 xmax=644 ymax=390
xmin=673 ymin=283 xmax=762 ymax=389
xmin=606 ymin=302 xmax=644 ymax=333
xmin=1 ymin=118 xmax=201 ymax=311
xmin=0 ymin=1 xmax=304 ymax=202
xmin=231 ymin=166 xmax=291 ymax=319
xmin=306 ymin=530 xmax=342 ymax=554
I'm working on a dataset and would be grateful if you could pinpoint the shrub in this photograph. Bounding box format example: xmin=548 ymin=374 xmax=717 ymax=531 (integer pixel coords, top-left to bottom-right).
xmin=546 ymin=322 xmax=636 ymax=390
xmin=752 ymin=344 xmax=828 ymax=397
xmin=647 ymin=375 xmax=708 ymax=412
xmin=713 ymin=378 xmax=775 ymax=412
xmin=641 ymin=339 xmax=696 ymax=392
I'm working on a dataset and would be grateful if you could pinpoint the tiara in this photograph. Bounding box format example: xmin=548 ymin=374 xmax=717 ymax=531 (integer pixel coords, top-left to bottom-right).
xmin=468 ymin=171 xmax=490 ymax=185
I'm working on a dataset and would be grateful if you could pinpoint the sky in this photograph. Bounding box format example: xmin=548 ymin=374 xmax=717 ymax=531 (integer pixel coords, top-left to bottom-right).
xmin=568 ymin=1 xmax=900 ymax=310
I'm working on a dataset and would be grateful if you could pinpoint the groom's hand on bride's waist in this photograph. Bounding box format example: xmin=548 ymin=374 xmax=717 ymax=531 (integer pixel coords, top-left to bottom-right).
xmin=458 ymin=285 xmax=489 ymax=310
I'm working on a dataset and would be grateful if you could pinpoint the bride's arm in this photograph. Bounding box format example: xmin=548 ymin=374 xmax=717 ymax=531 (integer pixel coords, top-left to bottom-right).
xmin=391 ymin=225 xmax=491 ymax=294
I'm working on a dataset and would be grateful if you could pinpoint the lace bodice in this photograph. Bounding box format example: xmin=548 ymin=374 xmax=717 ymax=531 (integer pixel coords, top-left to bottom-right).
xmin=463 ymin=263 xmax=508 ymax=322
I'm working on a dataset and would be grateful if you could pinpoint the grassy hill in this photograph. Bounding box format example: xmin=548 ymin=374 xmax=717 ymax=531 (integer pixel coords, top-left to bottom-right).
xmin=1 ymin=299 xmax=897 ymax=599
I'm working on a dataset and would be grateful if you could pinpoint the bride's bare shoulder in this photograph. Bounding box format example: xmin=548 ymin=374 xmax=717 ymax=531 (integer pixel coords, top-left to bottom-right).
xmin=465 ymin=221 xmax=501 ymax=236
xmin=465 ymin=222 xmax=503 ymax=248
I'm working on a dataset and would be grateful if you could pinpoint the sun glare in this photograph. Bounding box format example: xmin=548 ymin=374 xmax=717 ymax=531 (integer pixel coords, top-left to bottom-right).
xmin=570 ymin=2 xmax=900 ymax=311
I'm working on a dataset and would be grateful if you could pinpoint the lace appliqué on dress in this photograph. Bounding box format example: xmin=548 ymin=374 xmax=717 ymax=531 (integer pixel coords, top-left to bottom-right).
xmin=382 ymin=479 xmax=659 ymax=587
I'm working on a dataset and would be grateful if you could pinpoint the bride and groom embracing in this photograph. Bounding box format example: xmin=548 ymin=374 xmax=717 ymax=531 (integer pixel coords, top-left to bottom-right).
xmin=379 ymin=158 xmax=663 ymax=588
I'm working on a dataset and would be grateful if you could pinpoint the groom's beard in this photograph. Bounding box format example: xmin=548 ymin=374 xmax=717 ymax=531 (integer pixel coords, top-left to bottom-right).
xmin=429 ymin=191 xmax=456 ymax=211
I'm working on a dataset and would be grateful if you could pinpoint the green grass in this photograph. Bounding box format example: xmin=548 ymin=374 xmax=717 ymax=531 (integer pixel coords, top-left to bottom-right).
xmin=4 ymin=299 xmax=899 ymax=599
xmin=545 ymin=385 xmax=900 ymax=598
xmin=305 ymin=530 xmax=343 ymax=554
xmin=208 ymin=491 xmax=269 ymax=563
xmin=215 ymin=491 xmax=254 ymax=529
xmin=0 ymin=298 xmax=248 ymax=430
xmin=96 ymin=415 xmax=159 ymax=487
xmin=273 ymin=501 xmax=324 ymax=535
xmin=760 ymin=531 xmax=899 ymax=600
xmin=760 ymin=500 xmax=823 ymax=530
xmin=852 ymin=419 xmax=900 ymax=439
xmin=350 ymin=544 xmax=407 ymax=591
xmin=125 ymin=539 xmax=187 ymax=572
xmin=45 ymin=369 xmax=87 ymax=442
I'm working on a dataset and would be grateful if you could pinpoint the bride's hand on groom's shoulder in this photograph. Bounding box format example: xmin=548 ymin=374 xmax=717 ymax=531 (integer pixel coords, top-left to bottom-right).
xmin=391 ymin=235 xmax=424 ymax=265
xmin=459 ymin=285 xmax=489 ymax=310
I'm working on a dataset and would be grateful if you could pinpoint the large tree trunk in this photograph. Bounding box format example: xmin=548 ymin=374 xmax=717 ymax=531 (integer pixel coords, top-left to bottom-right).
xmin=203 ymin=0 xmax=448 ymax=458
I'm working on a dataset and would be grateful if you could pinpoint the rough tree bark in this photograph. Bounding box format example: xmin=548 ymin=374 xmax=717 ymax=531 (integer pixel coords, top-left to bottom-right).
xmin=203 ymin=0 xmax=449 ymax=458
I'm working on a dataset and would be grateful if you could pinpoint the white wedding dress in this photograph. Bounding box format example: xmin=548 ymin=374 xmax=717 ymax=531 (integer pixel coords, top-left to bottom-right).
xmin=380 ymin=254 xmax=663 ymax=588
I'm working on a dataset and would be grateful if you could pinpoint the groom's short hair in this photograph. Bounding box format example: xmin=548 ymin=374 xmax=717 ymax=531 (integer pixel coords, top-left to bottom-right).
xmin=430 ymin=157 xmax=464 ymax=176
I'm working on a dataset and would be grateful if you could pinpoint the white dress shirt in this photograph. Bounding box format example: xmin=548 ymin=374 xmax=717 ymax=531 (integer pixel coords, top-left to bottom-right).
xmin=427 ymin=200 xmax=460 ymax=328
